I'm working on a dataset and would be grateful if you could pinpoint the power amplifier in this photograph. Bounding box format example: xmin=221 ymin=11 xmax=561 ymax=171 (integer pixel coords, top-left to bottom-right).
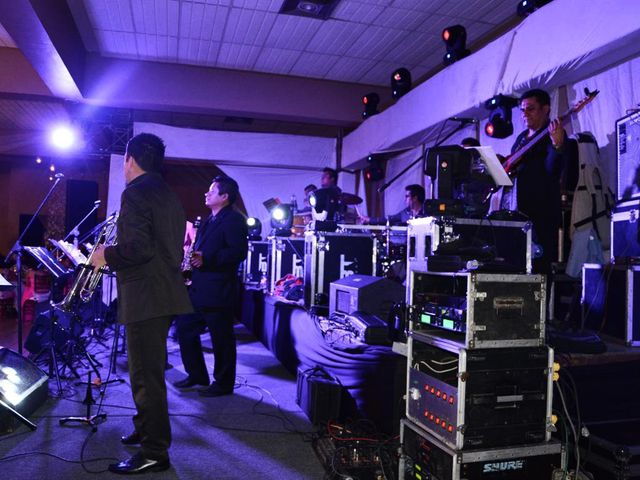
xmin=399 ymin=420 xmax=564 ymax=480
xmin=406 ymin=333 xmax=553 ymax=450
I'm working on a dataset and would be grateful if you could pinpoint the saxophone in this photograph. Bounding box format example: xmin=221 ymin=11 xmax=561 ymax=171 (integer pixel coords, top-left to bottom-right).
xmin=53 ymin=214 xmax=118 ymax=312
xmin=182 ymin=216 xmax=201 ymax=286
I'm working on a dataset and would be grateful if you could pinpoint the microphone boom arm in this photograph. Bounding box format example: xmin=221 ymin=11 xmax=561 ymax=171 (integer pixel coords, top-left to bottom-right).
xmin=378 ymin=121 xmax=470 ymax=193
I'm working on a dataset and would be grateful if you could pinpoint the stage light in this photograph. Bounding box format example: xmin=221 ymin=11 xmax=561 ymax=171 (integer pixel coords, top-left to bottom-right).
xmin=362 ymin=93 xmax=380 ymax=119
xmin=391 ymin=68 xmax=411 ymax=99
xmin=517 ymin=0 xmax=552 ymax=17
xmin=50 ymin=125 xmax=79 ymax=151
xmin=484 ymin=94 xmax=519 ymax=139
xmin=247 ymin=217 xmax=262 ymax=240
xmin=309 ymin=187 xmax=341 ymax=221
xmin=49 ymin=164 xmax=55 ymax=172
xmin=270 ymin=204 xmax=293 ymax=236
xmin=35 ymin=157 xmax=42 ymax=164
xmin=364 ymin=155 xmax=384 ymax=182
xmin=442 ymin=25 xmax=470 ymax=65
xmin=0 ymin=347 xmax=48 ymax=431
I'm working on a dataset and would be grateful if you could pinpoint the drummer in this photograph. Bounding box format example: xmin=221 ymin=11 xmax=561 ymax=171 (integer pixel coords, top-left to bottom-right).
xmin=320 ymin=167 xmax=339 ymax=190
xmin=359 ymin=184 xmax=426 ymax=225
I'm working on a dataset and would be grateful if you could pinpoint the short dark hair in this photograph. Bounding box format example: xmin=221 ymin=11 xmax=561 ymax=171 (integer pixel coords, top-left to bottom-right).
xmin=304 ymin=184 xmax=317 ymax=193
xmin=213 ymin=175 xmax=240 ymax=205
xmin=126 ymin=133 xmax=166 ymax=173
xmin=461 ymin=137 xmax=480 ymax=147
xmin=323 ymin=167 xmax=338 ymax=184
xmin=406 ymin=184 xmax=425 ymax=203
xmin=519 ymin=88 xmax=550 ymax=107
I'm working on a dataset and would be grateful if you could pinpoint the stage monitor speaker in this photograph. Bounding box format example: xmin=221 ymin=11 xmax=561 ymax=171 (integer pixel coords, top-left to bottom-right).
xmin=65 ymin=179 xmax=98 ymax=238
xmin=24 ymin=308 xmax=86 ymax=354
xmin=0 ymin=347 xmax=48 ymax=433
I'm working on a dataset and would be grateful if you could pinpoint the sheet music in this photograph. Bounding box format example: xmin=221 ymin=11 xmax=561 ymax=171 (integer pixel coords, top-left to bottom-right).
xmin=0 ymin=273 xmax=13 ymax=290
xmin=49 ymin=239 xmax=88 ymax=266
xmin=467 ymin=146 xmax=513 ymax=187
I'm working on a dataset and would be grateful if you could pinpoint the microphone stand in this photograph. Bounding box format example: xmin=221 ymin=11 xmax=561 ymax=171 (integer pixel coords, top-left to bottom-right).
xmin=4 ymin=175 xmax=64 ymax=355
xmin=377 ymin=120 xmax=471 ymax=193
xmin=63 ymin=202 xmax=100 ymax=244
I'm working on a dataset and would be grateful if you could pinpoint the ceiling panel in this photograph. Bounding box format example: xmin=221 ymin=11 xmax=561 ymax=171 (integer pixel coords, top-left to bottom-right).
xmin=0 ymin=99 xmax=69 ymax=130
xmin=216 ymin=43 xmax=261 ymax=69
xmin=289 ymin=52 xmax=340 ymax=78
xmin=69 ymin=0 xmax=519 ymax=86
xmin=332 ymin=1 xmax=385 ymax=24
xmin=306 ymin=20 xmax=368 ymax=56
xmin=373 ymin=6 xmax=430 ymax=31
xmin=253 ymin=47 xmax=301 ymax=74
xmin=344 ymin=26 xmax=407 ymax=61
xmin=325 ymin=56 xmax=375 ymax=83
xmin=223 ymin=8 xmax=277 ymax=45
xmin=264 ymin=14 xmax=320 ymax=50
xmin=231 ymin=0 xmax=282 ymax=12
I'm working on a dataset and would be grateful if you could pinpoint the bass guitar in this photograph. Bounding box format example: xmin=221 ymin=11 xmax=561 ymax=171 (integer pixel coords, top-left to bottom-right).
xmin=502 ymin=88 xmax=599 ymax=176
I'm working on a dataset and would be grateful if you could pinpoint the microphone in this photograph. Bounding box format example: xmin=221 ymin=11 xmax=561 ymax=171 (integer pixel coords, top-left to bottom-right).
xmin=449 ymin=117 xmax=478 ymax=124
xmin=54 ymin=173 xmax=65 ymax=178
xmin=94 ymin=200 xmax=101 ymax=206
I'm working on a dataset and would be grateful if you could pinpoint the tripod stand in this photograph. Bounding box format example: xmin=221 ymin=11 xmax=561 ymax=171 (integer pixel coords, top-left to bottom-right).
xmin=59 ymin=371 xmax=107 ymax=431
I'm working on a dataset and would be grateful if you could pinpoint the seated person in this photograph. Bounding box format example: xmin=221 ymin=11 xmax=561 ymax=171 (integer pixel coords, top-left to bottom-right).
xmin=360 ymin=184 xmax=425 ymax=225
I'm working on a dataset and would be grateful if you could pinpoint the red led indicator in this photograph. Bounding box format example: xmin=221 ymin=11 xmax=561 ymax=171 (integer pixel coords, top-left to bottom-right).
xmin=486 ymin=123 xmax=494 ymax=136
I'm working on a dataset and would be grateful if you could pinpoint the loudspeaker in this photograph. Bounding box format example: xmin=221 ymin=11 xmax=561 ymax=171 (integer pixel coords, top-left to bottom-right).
xmin=296 ymin=366 xmax=342 ymax=425
xmin=65 ymin=180 xmax=98 ymax=238
xmin=0 ymin=347 xmax=48 ymax=433
xmin=19 ymin=214 xmax=46 ymax=247
xmin=24 ymin=309 xmax=85 ymax=354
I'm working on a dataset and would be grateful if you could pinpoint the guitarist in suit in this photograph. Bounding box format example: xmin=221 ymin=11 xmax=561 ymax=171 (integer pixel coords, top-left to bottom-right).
xmin=505 ymin=88 xmax=576 ymax=274
xmin=174 ymin=175 xmax=248 ymax=397
xmin=91 ymin=133 xmax=193 ymax=474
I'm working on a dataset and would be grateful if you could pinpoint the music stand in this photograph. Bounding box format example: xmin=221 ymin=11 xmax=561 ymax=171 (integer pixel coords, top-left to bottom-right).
xmin=22 ymin=247 xmax=72 ymax=395
xmin=4 ymin=174 xmax=64 ymax=355
xmin=23 ymin=247 xmax=70 ymax=280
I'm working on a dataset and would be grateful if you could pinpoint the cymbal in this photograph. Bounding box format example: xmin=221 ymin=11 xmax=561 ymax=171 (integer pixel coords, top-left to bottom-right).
xmin=339 ymin=192 xmax=363 ymax=205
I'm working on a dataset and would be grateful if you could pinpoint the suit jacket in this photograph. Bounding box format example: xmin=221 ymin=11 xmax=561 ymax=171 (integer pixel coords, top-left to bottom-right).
xmin=189 ymin=205 xmax=248 ymax=309
xmin=104 ymin=172 xmax=193 ymax=324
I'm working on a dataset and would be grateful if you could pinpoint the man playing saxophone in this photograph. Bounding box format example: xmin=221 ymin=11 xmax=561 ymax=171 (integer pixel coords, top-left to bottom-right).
xmin=90 ymin=133 xmax=192 ymax=474
xmin=173 ymin=175 xmax=247 ymax=397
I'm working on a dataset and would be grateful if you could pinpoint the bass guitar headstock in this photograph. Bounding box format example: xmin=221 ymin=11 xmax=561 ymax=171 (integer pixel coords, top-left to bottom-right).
xmin=571 ymin=88 xmax=600 ymax=115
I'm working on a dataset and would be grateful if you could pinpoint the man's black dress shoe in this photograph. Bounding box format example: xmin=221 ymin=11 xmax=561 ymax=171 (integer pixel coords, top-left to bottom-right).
xmin=173 ymin=377 xmax=208 ymax=389
xmin=198 ymin=383 xmax=233 ymax=397
xmin=108 ymin=452 xmax=170 ymax=475
xmin=120 ymin=431 xmax=141 ymax=445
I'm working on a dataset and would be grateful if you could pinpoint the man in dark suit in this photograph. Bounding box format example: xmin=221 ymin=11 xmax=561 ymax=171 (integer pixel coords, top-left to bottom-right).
xmin=508 ymin=88 xmax=575 ymax=274
xmin=91 ymin=133 xmax=192 ymax=474
xmin=173 ymin=175 xmax=248 ymax=397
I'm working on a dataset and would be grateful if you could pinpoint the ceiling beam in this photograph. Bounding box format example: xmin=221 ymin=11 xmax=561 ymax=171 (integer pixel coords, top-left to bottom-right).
xmin=0 ymin=0 xmax=85 ymax=100
xmin=82 ymin=55 xmax=385 ymax=128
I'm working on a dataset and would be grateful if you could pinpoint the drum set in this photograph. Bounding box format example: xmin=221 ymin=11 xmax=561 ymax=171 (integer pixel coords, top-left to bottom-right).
xmin=291 ymin=190 xmax=364 ymax=236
